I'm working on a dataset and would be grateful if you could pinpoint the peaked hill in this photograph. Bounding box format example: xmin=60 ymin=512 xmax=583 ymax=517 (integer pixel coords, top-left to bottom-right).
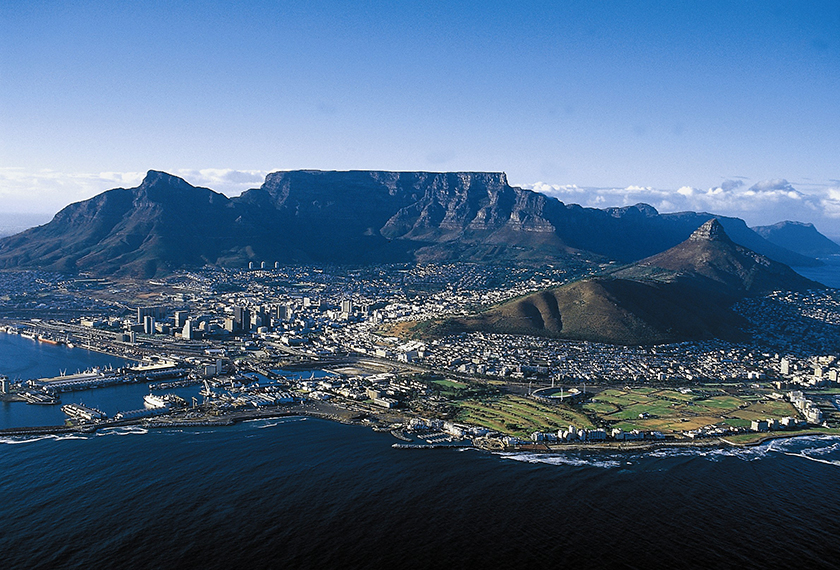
xmin=0 ymin=170 xmax=820 ymax=277
xmin=428 ymin=220 xmax=823 ymax=345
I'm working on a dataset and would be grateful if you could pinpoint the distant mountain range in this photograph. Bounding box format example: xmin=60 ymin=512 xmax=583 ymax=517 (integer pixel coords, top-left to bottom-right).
xmin=752 ymin=221 xmax=840 ymax=258
xmin=0 ymin=169 xmax=834 ymax=277
xmin=423 ymin=219 xmax=823 ymax=345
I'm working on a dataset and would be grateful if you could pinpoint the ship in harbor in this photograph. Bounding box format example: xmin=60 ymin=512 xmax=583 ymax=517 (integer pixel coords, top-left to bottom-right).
xmin=61 ymin=403 xmax=107 ymax=422
xmin=143 ymin=393 xmax=187 ymax=410
xmin=21 ymin=390 xmax=60 ymax=405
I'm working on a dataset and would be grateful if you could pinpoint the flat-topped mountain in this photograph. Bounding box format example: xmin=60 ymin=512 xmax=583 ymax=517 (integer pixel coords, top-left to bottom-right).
xmin=0 ymin=170 xmax=820 ymax=277
xmin=427 ymin=220 xmax=823 ymax=345
xmin=752 ymin=221 xmax=840 ymax=258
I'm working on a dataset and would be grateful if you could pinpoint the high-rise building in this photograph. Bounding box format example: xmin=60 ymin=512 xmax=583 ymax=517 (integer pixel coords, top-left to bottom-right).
xmin=174 ymin=311 xmax=188 ymax=328
xmin=233 ymin=306 xmax=250 ymax=331
xmin=137 ymin=306 xmax=166 ymax=323
xmin=341 ymin=299 xmax=354 ymax=314
xmin=143 ymin=315 xmax=156 ymax=335
xmin=274 ymin=304 xmax=290 ymax=321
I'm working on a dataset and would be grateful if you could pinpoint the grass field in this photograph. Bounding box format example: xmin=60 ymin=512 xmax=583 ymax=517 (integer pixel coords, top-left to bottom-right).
xmin=432 ymin=379 xmax=468 ymax=389
xmin=589 ymin=387 xmax=799 ymax=433
xmin=456 ymin=395 xmax=593 ymax=438
xmin=447 ymin=386 xmax=803 ymax=438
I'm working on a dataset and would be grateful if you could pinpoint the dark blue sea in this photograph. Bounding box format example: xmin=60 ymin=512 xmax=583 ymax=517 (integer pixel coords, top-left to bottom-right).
xmin=2 ymin=336 xmax=840 ymax=569
xmin=796 ymin=254 xmax=840 ymax=288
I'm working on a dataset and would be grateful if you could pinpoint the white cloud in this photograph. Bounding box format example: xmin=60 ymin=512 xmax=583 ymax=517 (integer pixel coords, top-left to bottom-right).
xmin=519 ymin=178 xmax=840 ymax=231
xmin=822 ymin=187 xmax=840 ymax=219
xmin=1 ymin=168 xmax=838 ymax=236
xmin=171 ymin=169 xmax=269 ymax=196
xmin=527 ymin=182 xmax=586 ymax=195
xmin=0 ymin=168 xmax=145 ymax=214
xmin=0 ymin=168 xmax=272 ymax=214
xmin=720 ymin=179 xmax=744 ymax=192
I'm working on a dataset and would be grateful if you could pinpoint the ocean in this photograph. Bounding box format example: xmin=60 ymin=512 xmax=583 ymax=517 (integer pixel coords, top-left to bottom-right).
xmin=2 ymin=337 xmax=840 ymax=569
xmin=795 ymin=254 xmax=840 ymax=289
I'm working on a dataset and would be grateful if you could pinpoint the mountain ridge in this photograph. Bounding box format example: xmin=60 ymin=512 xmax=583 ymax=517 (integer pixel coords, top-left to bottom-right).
xmin=423 ymin=219 xmax=824 ymax=345
xmin=0 ymin=169 xmax=822 ymax=277
xmin=752 ymin=220 xmax=840 ymax=258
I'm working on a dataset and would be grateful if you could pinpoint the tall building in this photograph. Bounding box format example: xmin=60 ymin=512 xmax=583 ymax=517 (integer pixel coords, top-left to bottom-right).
xmin=137 ymin=306 xmax=166 ymax=323
xmin=250 ymin=307 xmax=268 ymax=329
xmin=341 ymin=299 xmax=354 ymax=314
xmin=143 ymin=315 xmax=156 ymax=335
xmin=182 ymin=320 xmax=194 ymax=340
xmin=233 ymin=306 xmax=250 ymax=332
xmin=174 ymin=311 xmax=188 ymax=328
xmin=274 ymin=304 xmax=291 ymax=321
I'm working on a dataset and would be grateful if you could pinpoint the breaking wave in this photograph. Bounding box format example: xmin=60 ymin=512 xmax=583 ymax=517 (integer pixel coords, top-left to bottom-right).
xmin=494 ymin=435 xmax=840 ymax=469
xmin=497 ymin=452 xmax=623 ymax=469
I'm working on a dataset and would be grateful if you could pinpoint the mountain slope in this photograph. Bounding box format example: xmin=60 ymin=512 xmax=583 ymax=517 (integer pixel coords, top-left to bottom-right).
xmin=0 ymin=170 xmax=821 ymax=276
xmin=752 ymin=221 xmax=840 ymax=258
xmin=435 ymin=220 xmax=823 ymax=345
xmin=616 ymin=218 xmax=820 ymax=296
xmin=0 ymin=171 xmax=245 ymax=276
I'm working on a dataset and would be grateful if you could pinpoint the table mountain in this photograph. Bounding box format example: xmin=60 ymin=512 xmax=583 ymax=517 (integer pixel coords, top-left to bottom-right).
xmin=752 ymin=221 xmax=840 ymax=258
xmin=0 ymin=170 xmax=819 ymax=277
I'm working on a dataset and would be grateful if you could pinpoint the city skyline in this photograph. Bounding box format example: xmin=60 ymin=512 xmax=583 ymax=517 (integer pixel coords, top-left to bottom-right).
xmin=1 ymin=1 xmax=838 ymax=232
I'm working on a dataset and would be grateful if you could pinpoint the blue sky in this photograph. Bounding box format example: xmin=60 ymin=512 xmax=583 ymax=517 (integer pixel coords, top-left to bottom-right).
xmin=1 ymin=1 xmax=838 ymax=235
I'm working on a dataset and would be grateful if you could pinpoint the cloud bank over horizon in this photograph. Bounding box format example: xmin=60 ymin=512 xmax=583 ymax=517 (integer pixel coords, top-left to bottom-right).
xmin=522 ymin=178 xmax=840 ymax=236
xmin=1 ymin=167 xmax=838 ymax=240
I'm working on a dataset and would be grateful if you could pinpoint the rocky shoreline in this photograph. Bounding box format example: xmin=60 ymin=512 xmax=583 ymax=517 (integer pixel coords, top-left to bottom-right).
xmin=3 ymin=402 xmax=836 ymax=454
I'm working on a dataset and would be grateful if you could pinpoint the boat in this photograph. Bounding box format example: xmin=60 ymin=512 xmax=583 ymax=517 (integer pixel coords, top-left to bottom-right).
xmin=37 ymin=336 xmax=63 ymax=346
xmin=144 ymin=393 xmax=187 ymax=409
xmin=21 ymin=391 xmax=60 ymax=405
xmin=144 ymin=394 xmax=169 ymax=409
xmin=61 ymin=403 xmax=106 ymax=421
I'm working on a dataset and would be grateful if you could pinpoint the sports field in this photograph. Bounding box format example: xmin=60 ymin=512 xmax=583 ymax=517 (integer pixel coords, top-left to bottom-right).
xmin=586 ymin=387 xmax=797 ymax=432
xmin=456 ymin=395 xmax=594 ymax=438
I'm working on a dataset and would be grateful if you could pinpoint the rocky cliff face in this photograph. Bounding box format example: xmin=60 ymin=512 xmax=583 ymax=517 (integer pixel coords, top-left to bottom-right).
xmin=0 ymin=171 xmax=245 ymax=276
xmin=0 ymin=169 xmax=821 ymax=277
xmin=753 ymin=221 xmax=840 ymax=258
xmin=629 ymin=219 xmax=820 ymax=296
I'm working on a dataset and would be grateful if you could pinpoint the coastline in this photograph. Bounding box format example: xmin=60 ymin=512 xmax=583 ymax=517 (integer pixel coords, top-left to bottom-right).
xmin=2 ymin=402 xmax=837 ymax=454
xmin=3 ymin=324 xmax=837 ymax=452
